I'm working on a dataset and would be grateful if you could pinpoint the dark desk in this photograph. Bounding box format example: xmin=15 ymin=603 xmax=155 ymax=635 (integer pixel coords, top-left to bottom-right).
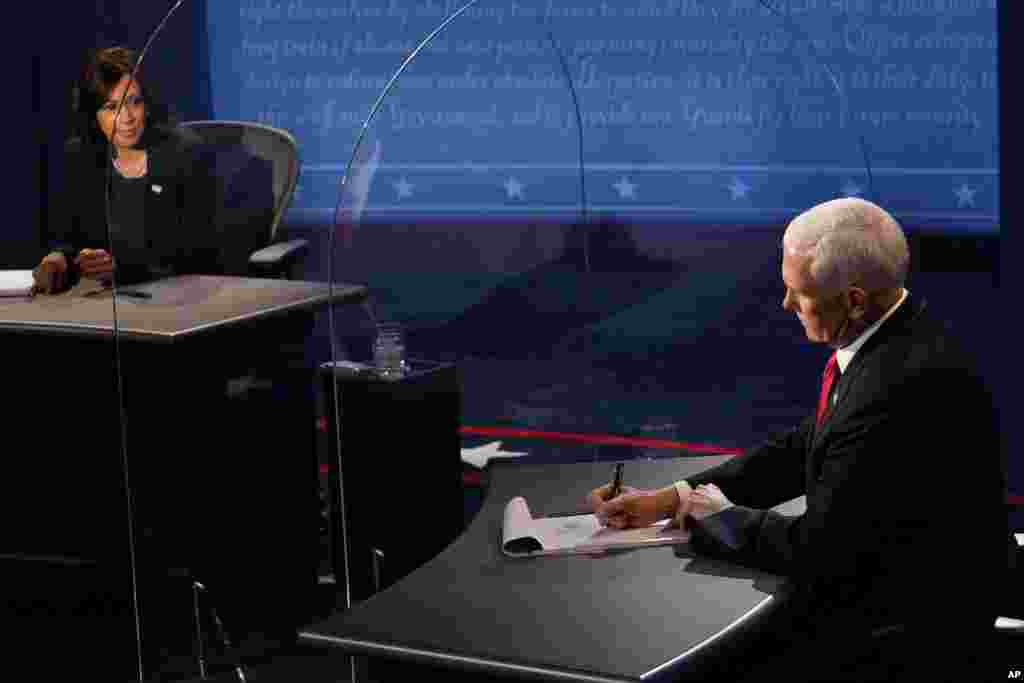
xmin=300 ymin=457 xmax=805 ymax=682
xmin=2 ymin=274 xmax=367 ymax=549
xmin=2 ymin=275 xmax=367 ymax=677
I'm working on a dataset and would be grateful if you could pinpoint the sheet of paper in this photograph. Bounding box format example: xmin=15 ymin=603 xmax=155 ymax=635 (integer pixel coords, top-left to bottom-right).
xmin=531 ymin=514 xmax=686 ymax=552
xmin=0 ymin=270 xmax=34 ymax=297
xmin=502 ymin=496 xmax=688 ymax=556
xmin=530 ymin=513 xmax=604 ymax=550
xmin=583 ymin=521 xmax=688 ymax=549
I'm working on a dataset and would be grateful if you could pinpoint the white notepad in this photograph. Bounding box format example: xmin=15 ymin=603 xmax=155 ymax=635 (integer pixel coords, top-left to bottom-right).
xmin=501 ymin=496 xmax=688 ymax=557
xmin=0 ymin=270 xmax=34 ymax=297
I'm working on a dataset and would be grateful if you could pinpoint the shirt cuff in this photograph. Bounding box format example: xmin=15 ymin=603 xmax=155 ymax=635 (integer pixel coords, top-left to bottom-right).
xmin=672 ymin=480 xmax=692 ymax=527
xmin=689 ymin=483 xmax=735 ymax=521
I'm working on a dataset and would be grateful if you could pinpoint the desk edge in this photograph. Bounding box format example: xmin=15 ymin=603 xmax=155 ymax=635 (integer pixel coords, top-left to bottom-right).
xmin=0 ymin=284 xmax=367 ymax=342
xmin=296 ymin=632 xmax=635 ymax=683
xmin=640 ymin=594 xmax=777 ymax=680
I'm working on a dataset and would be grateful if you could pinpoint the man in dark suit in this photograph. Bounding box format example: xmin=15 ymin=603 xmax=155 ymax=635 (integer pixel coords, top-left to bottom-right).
xmin=590 ymin=197 xmax=1010 ymax=681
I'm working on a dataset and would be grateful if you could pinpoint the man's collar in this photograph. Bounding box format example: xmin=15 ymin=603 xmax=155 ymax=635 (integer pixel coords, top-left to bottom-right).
xmin=836 ymin=288 xmax=908 ymax=372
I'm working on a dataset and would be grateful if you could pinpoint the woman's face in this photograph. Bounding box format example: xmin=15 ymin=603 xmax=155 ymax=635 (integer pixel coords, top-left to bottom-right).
xmin=96 ymin=74 xmax=146 ymax=150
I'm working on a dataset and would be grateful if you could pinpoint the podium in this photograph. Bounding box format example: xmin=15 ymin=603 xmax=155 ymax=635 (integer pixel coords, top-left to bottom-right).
xmin=319 ymin=360 xmax=462 ymax=605
xmin=300 ymin=457 xmax=800 ymax=682
xmin=0 ymin=276 xmax=367 ymax=679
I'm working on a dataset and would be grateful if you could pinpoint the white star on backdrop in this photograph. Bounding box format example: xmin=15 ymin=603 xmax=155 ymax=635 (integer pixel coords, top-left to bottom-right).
xmin=954 ymin=183 xmax=977 ymax=208
xmin=613 ymin=176 xmax=637 ymax=199
xmin=727 ymin=177 xmax=750 ymax=200
xmin=504 ymin=177 xmax=525 ymax=199
xmin=840 ymin=179 xmax=863 ymax=197
xmin=393 ymin=177 xmax=414 ymax=199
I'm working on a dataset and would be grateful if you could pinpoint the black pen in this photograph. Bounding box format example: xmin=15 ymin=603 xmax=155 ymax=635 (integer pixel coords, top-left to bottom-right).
xmin=116 ymin=289 xmax=152 ymax=299
xmin=610 ymin=462 xmax=624 ymax=499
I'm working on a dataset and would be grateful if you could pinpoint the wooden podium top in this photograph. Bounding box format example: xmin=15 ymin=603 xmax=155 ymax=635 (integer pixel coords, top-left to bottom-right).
xmin=0 ymin=275 xmax=367 ymax=343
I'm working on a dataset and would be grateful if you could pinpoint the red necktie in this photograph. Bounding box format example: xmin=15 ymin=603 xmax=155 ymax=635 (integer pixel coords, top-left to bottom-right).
xmin=816 ymin=352 xmax=839 ymax=426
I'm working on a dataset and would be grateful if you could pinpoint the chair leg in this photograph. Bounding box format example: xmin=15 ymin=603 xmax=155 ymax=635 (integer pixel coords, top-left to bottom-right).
xmin=209 ymin=599 xmax=247 ymax=682
xmin=192 ymin=580 xmax=208 ymax=680
xmin=191 ymin=579 xmax=248 ymax=682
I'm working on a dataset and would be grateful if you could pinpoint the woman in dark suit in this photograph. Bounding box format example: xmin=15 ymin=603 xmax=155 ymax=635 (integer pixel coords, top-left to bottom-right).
xmin=35 ymin=46 xmax=219 ymax=292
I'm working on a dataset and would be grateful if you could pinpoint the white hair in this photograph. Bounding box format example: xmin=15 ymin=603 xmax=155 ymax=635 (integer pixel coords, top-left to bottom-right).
xmin=783 ymin=197 xmax=909 ymax=294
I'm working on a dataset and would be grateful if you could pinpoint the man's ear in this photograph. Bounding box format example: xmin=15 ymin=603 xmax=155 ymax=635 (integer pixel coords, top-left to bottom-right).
xmin=848 ymin=286 xmax=868 ymax=319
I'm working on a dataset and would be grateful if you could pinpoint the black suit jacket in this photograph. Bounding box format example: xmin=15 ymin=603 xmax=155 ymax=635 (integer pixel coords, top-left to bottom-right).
xmin=47 ymin=125 xmax=221 ymax=284
xmin=686 ymin=293 xmax=1009 ymax=638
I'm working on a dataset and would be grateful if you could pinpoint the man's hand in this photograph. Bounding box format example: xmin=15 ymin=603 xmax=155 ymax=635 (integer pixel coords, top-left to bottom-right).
xmin=33 ymin=251 xmax=69 ymax=293
xmin=587 ymin=483 xmax=682 ymax=529
xmin=75 ymin=249 xmax=114 ymax=279
xmin=689 ymin=484 xmax=733 ymax=520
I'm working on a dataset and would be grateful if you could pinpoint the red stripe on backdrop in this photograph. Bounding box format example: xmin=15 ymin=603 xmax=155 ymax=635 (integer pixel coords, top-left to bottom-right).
xmin=315 ymin=420 xmax=1024 ymax=505
xmin=458 ymin=425 xmax=745 ymax=455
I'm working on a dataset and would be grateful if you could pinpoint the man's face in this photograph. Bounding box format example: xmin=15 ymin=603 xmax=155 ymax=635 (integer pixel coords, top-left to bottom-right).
xmin=781 ymin=250 xmax=849 ymax=345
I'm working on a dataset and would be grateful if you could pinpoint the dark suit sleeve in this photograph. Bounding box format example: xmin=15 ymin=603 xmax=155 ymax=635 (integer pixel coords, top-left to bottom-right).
xmin=688 ymin=398 xmax=894 ymax=580
xmin=687 ymin=415 xmax=812 ymax=509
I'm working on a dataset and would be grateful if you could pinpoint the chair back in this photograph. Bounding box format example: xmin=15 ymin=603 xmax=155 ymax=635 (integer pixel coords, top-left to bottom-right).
xmin=178 ymin=120 xmax=300 ymax=243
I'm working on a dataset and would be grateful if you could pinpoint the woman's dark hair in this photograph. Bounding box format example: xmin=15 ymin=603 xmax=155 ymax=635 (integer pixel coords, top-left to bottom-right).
xmin=71 ymin=46 xmax=171 ymax=149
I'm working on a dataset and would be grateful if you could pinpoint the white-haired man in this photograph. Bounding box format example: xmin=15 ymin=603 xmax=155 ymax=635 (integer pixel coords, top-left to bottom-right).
xmin=589 ymin=198 xmax=1009 ymax=681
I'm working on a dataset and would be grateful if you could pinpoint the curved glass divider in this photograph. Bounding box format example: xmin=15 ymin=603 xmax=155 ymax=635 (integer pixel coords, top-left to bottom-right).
xmin=327 ymin=0 xmax=877 ymax=460
xmin=320 ymin=0 xmax=889 ymax=609
xmin=756 ymin=0 xmax=876 ymax=205
xmin=107 ymin=7 xmax=205 ymax=679
xmin=325 ymin=0 xmax=587 ymax=606
xmin=104 ymin=5 xmax=338 ymax=676
xmin=500 ymin=0 xmax=878 ymax=452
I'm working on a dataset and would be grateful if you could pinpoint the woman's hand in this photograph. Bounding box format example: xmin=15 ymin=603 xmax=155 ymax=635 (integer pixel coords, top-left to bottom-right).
xmin=76 ymin=248 xmax=114 ymax=279
xmin=33 ymin=251 xmax=69 ymax=293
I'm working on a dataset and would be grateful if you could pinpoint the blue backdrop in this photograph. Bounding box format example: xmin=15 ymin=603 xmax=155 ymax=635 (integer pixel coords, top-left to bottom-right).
xmin=207 ymin=0 xmax=998 ymax=232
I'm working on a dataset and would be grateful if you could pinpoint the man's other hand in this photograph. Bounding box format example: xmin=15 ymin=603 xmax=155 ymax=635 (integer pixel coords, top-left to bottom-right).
xmin=75 ymin=249 xmax=114 ymax=278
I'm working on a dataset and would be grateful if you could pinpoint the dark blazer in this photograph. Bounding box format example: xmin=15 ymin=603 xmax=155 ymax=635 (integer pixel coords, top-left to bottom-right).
xmin=686 ymin=293 xmax=1009 ymax=639
xmin=47 ymin=125 xmax=221 ymax=284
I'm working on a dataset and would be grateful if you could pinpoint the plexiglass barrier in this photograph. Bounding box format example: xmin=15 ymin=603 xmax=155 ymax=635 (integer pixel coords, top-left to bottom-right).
xmin=115 ymin=5 xmax=354 ymax=676
xmin=327 ymin=0 xmax=877 ymax=452
xmin=9 ymin=2 xmax=355 ymax=678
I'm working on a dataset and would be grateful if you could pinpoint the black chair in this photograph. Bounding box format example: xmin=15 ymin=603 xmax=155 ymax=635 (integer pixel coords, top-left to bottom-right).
xmin=178 ymin=120 xmax=307 ymax=279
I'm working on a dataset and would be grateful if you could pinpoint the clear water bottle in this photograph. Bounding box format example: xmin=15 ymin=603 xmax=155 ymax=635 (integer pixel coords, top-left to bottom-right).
xmin=373 ymin=322 xmax=407 ymax=379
